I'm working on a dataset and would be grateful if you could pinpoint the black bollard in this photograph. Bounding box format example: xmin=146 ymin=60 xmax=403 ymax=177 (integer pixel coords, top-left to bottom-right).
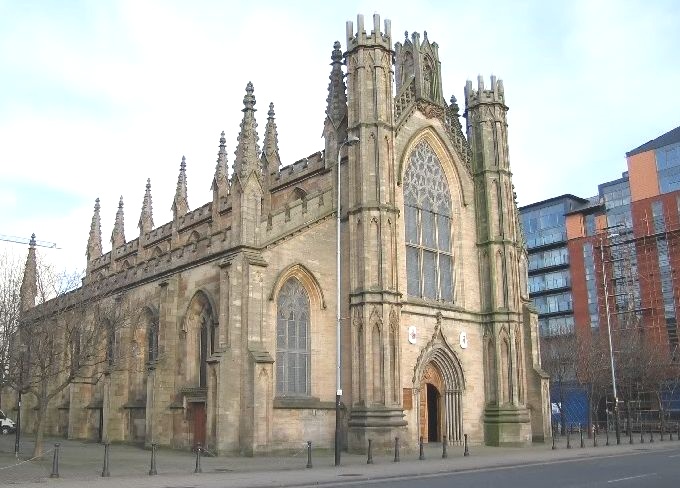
xmin=306 ymin=441 xmax=313 ymax=469
xmin=393 ymin=437 xmax=400 ymax=463
xmin=367 ymin=439 xmax=373 ymax=465
xmin=50 ymin=443 xmax=60 ymax=479
xmin=661 ymin=422 xmax=665 ymax=442
xmin=149 ymin=443 xmax=157 ymax=476
xmin=567 ymin=425 xmax=571 ymax=449
xmin=194 ymin=443 xmax=202 ymax=473
xmin=640 ymin=422 xmax=644 ymax=444
xmin=580 ymin=425 xmax=584 ymax=448
xmin=464 ymin=433 xmax=470 ymax=457
xmin=552 ymin=429 xmax=556 ymax=450
xmin=101 ymin=443 xmax=111 ymax=477
xmin=419 ymin=436 xmax=425 ymax=460
xmin=593 ymin=426 xmax=597 ymax=447
xmin=629 ymin=424 xmax=633 ymax=445
xmin=442 ymin=435 xmax=448 ymax=459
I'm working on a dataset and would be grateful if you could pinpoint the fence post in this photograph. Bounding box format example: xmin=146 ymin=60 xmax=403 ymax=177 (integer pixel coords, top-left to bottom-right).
xmin=194 ymin=443 xmax=202 ymax=473
xmin=442 ymin=435 xmax=448 ymax=459
xmin=593 ymin=425 xmax=597 ymax=447
xmin=367 ymin=439 xmax=373 ymax=465
xmin=464 ymin=433 xmax=470 ymax=457
xmin=306 ymin=441 xmax=313 ymax=469
xmin=580 ymin=424 xmax=584 ymax=448
xmin=419 ymin=436 xmax=425 ymax=460
xmin=149 ymin=443 xmax=157 ymax=476
xmin=567 ymin=424 xmax=571 ymax=449
xmin=101 ymin=443 xmax=110 ymax=477
xmin=393 ymin=437 xmax=400 ymax=463
xmin=605 ymin=422 xmax=610 ymax=446
xmin=552 ymin=428 xmax=556 ymax=450
xmin=50 ymin=443 xmax=60 ymax=479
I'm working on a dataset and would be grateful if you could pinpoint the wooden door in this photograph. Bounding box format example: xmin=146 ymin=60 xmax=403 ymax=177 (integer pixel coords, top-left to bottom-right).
xmin=191 ymin=402 xmax=206 ymax=448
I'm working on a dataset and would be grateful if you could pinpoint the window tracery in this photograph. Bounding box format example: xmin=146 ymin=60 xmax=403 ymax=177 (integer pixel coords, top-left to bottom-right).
xmin=276 ymin=277 xmax=310 ymax=396
xmin=404 ymin=141 xmax=454 ymax=301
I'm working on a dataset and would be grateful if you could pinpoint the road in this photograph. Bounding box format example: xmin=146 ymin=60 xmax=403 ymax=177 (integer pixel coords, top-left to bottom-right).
xmin=300 ymin=446 xmax=680 ymax=488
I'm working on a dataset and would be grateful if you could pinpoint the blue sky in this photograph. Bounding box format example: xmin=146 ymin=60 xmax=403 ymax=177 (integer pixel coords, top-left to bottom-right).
xmin=1 ymin=0 xmax=679 ymax=272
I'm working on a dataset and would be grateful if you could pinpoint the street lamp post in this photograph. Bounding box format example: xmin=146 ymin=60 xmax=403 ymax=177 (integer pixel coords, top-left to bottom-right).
xmin=600 ymin=233 xmax=621 ymax=445
xmin=335 ymin=135 xmax=359 ymax=467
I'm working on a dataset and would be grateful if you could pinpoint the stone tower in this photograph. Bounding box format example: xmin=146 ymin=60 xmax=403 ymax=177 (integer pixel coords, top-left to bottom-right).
xmin=465 ymin=75 xmax=533 ymax=444
xmin=344 ymin=14 xmax=406 ymax=449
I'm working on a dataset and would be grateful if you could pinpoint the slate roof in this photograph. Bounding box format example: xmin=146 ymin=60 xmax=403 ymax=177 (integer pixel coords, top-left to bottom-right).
xmin=626 ymin=125 xmax=680 ymax=157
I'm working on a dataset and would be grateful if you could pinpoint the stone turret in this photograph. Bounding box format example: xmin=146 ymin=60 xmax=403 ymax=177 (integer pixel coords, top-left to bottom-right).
xmin=344 ymin=13 xmax=405 ymax=451
xmin=172 ymin=156 xmax=189 ymax=219
xmin=231 ymin=82 xmax=263 ymax=247
xmin=19 ymin=234 xmax=37 ymax=313
xmin=138 ymin=178 xmax=154 ymax=236
xmin=111 ymin=196 xmax=126 ymax=249
xmin=86 ymin=198 xmax=102 ymax=266
xmin=323 ymin=41 xmax=348 ymax=169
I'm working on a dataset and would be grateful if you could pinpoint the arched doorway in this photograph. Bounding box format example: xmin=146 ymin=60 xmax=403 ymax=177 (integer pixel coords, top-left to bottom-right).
xmin=414 ymin=332 xmax=465 ymax=445
xmin=419 ymin=364 xmax=444 ymax=442
xmin=426 ymin=383 xmax=441 ymax=441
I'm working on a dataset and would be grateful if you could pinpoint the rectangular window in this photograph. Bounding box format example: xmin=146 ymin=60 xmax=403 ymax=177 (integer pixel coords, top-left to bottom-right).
xmin=406 ymin=246 xmax=420 ymax=297
xmin=440 ymin=255 xmax=453 ymax=301
xmin=405 ymin=206 xmax=418 ymax=244
xmin=422 ymin=250 xmax=437 ymax=299
xmin=421 ymin=211 xmax=436 ymax=248
xmin=437 ymin=215 xmax=450 ymax=251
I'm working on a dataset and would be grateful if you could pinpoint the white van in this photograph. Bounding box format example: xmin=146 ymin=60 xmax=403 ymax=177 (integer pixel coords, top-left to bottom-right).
xmin=0 ymin=409 xmax=16 ymax=434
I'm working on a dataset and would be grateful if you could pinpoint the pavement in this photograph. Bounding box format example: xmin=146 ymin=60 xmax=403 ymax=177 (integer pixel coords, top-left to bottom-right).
xmin=1 ymin=431 xmax=679 ymax=487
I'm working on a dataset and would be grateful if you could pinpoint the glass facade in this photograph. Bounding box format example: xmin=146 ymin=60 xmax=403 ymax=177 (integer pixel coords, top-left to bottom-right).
xmin=583 ymin=243 xmax=599 ymax=329
xmin=656 ymin=141 xmax=680 ymax=193
xmin=651 ymin=201 xmax=679 ymax=347
xmin=520 ymin=196 xmax=585 ymax=338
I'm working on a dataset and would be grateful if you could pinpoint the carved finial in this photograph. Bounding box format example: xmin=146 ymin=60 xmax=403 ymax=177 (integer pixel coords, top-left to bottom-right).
xmin=111 ymin=195 xmax=126 ymax=248
xmin=232 ymin=82 xmax=261 ymax=180
xmin=87 ymin=197 xmax=102 ymax=261
xmin=20 ymin=233 xmax=38 ymax=312
xmin=212 ymin=131 xmax=229 ymax=196
xmin=172 ymin=156 xmax=189 ymax=218
xmin=424 ymin=30 xmax=428 ymax=41
xmin=139 ymin=178 xmax=154 ymax=235
xmin=325 ymin=41 xmax=348 ymax=129
xmin=450 ymin=95 xmax=459 ymax=114
xmin=262 ymin=102 xmax=281 ymax=173
xmin=404 ymin=30 xmax=408 ymax=39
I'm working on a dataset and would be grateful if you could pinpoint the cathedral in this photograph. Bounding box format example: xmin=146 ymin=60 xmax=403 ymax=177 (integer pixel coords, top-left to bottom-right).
xmin=10 ymin=14 xmax=550 ymax=454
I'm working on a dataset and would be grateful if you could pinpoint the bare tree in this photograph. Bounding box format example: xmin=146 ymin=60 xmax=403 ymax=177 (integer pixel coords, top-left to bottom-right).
xmin=4 ymin=254 xmax=143 ymax=456
xmin=575 ymin=333 xmax=610 ymax=434
xmin=540 ymin=326 xmax=577 ymax=434
xmin=0 ymin=252 xmax=23 ymax=408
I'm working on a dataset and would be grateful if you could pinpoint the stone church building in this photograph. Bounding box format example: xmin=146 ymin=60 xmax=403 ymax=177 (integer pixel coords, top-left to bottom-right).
xmin=11 ymin=14 xmax=550 ymax=454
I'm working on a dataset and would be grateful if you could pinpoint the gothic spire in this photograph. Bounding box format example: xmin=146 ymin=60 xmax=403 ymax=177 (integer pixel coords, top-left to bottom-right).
xmin=325 ymin=41 xmax=348 ymax=129
xmin=212 ymin=132 xmax=229 ymax=194
xmin=138 ymin=178 xmax=154 ymax=235
xmin=172 ymin=155 xmax=189 ymax=218
xmin=19 ymin=234 xmax=37 ymax=312
xmin=261 ymin=102 xmax=281 ymax=174
xmin=86 ymin=198 xmax=102 ymax=261
xmin=111 ymin=196 xmax=126 ymax=248
xmin=232 ymin=82 xmax=261 ymax=180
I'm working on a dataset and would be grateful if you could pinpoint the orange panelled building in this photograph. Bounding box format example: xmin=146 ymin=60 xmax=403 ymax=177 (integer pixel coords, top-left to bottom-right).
xmin=523 ymin=125 xmax=680 ymax=352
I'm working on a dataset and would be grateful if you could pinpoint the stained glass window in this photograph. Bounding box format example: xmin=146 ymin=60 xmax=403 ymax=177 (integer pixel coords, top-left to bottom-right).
xmin=404 ymin=141 xmax=454 ymax=302
xmin=276 ymin=278 xmax=310 ymax=396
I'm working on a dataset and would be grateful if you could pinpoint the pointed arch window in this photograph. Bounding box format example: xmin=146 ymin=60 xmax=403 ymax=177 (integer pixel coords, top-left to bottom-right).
xmin=276 ymin=278 xmax=310 ymax=396
xmin=404 ymin=141 xmax=454 ymax=302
